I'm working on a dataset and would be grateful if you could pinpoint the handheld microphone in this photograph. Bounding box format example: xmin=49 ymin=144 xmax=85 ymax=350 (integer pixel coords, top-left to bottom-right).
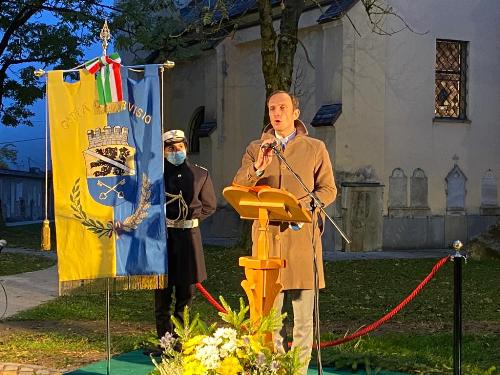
xmin=260 ymin=140 xmax=279 ymax=149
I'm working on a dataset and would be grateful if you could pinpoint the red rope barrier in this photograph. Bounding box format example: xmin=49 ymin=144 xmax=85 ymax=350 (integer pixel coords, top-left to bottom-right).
xmin=315 ymin=255 xmax=451 ymax=348
xmin=195 ymin=255 xmax=451 ymax=349
xmin=195 ymin=282 xmax=227 ymax=314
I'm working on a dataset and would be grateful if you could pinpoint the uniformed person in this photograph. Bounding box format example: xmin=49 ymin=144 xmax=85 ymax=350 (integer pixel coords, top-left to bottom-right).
xmin=154 ymin=129 xmax=217 ymax=342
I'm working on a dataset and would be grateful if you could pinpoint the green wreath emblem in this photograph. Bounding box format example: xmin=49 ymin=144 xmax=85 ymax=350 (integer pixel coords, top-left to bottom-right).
xmin=70 ymin=175 xmax=151 ymax=238
xmin=70 ymin=178 xmax=114 ymax=238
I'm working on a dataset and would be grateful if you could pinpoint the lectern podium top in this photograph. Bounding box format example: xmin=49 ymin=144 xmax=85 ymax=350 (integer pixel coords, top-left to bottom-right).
xmin=223 ymin=185 xmax=311 ymax=223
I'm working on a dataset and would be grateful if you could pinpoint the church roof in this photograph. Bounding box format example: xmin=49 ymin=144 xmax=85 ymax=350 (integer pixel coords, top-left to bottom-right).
xmin=180 ymin=0 xmax=357 ymax=26
xmin=317 ymin=0 xmax=358 ymax=23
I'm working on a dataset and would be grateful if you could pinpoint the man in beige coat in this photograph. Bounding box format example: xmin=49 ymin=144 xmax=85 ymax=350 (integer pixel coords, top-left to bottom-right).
xmin=233 ymin=91 xmax=337 ymax=373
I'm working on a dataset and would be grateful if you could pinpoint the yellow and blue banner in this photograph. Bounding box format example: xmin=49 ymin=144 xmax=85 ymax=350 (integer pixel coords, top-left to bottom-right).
xmin=48 ymin=65 xmax=167 ymax=288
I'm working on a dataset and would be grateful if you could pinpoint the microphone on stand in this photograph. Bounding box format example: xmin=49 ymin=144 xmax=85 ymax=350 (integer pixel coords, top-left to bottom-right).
xmin=260 ymin=140 xmax=279 ymax=150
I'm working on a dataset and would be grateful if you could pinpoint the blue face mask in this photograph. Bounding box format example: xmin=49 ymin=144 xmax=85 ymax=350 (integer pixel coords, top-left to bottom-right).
xmin=166 ymin=150 xmax=186 ymax=166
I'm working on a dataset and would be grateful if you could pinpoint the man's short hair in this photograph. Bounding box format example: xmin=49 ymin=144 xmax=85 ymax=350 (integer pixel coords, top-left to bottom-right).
xmin=267 ymin=90 xmax=299 ymax=110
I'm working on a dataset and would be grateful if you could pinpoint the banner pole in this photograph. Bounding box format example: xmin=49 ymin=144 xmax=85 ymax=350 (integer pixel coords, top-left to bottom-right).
xmin=106 ymin=277 xmax=111 ymax=375
xmin=452 ymin=240 xmax=464 ymax=375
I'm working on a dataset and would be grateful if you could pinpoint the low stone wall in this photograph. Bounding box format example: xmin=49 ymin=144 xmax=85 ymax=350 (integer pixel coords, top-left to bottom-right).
xmin=383 ymin=215 xmax=499 ymax=250
xmin=201 ymin=208 xmax=499 ymax=251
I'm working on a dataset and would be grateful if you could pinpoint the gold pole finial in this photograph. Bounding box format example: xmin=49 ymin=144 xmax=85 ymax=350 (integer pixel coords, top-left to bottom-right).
xmin=453 ymin=240 xmax=463 ymax=251
xmin=162 ymin=61 xmax=175 ymax=69
xmin=34 ymin=69 xmax=46 ymax=77
xmin=100 ymin=20 xmax=112 ymax=56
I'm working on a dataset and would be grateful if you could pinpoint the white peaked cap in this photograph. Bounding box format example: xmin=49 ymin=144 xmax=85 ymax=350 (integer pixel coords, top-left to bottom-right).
xmin=162 ymin=129 xmax=186 ymax=144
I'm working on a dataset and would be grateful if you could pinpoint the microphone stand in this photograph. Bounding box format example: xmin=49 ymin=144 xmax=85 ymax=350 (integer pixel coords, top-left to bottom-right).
xmin=269 ymin=144 xmax=351 ymax=375
xmin=270 ymin=144 xmax=350 ymax=243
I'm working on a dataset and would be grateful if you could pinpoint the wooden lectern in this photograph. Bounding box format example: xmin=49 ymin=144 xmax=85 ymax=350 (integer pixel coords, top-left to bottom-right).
xmin=223 ymin=185 xmax=312 ymax=326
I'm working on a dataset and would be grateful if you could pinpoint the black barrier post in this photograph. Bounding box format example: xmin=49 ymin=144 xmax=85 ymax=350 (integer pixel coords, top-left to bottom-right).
xmin=452 ymin=240 xmax=465 ymax=375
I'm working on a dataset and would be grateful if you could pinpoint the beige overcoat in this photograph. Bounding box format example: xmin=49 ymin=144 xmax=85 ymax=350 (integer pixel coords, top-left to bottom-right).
xmin=233 ymin=120 xmax=337 ymax=290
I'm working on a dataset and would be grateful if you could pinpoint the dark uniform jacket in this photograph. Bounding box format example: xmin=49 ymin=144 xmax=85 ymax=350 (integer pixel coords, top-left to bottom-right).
xmin=165 ymin=159 xmax=217 ymax=285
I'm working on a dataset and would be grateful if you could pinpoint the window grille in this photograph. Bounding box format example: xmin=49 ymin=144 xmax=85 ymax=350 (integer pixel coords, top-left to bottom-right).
xmin=435 ymin=39 xmax=468 ymax=120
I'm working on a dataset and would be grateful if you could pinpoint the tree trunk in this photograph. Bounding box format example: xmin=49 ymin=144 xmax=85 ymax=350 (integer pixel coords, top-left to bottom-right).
xmin=277 ymin=0 xmax=305 ymax=90
xmin=257 ymin=0 xmax=278 ymax=127
xmin=257 ymin=0 xmax=304 ymax=126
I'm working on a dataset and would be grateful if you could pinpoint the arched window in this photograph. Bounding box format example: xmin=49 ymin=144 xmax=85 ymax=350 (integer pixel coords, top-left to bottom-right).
xmin=188 ymin=107 xmax=205 ymax=153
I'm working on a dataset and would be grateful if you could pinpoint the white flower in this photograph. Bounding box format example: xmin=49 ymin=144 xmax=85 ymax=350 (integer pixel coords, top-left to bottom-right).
xmin=213 ymin=327 xmax=238 ymax=342
xmin=202 ymin=335 xmax=222 ymax=347
xmin=195 ymin=343 xmax=220 ymax=370
xmin=219 ymin=340 xmax=238 ymax=358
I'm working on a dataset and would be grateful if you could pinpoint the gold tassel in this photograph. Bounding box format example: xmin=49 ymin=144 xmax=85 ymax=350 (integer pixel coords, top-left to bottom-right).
xmin=41 ymin=219 xmax=51 ymax=251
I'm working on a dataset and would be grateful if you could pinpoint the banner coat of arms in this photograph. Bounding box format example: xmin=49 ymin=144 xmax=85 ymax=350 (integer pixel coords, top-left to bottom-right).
xmin=48 ymin=65 xmax=167 ymax=288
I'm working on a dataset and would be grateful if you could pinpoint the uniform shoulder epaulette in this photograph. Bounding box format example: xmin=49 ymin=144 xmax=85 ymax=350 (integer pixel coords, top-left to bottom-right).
xmin=194 ymin=163 xmax=208 ymax=171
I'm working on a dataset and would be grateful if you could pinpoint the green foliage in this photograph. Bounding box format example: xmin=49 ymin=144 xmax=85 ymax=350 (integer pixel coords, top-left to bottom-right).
xmin=155 ymin=300 xmax=303 ymax=375
xmin=0 ymin=144 xmax=18 ymax=168
xmin=253 ymin=307 xmax=284 ymax=336
xmin=113 ymin=0 xmax=185 ymax=62
xmin=280 ymin=346 xmax=303 ymax=374
xmin=172 ymin=305 xmax=218 ymax=339
xmin=218 ymin=296 xmax=250 ymax=334
xmin=113 ymin=0 xmax=238 ymax=64
xmin=70 ymin=178 xmax=114 ymax=238
xmin=0 ymin=1 xmax=113 ymax=127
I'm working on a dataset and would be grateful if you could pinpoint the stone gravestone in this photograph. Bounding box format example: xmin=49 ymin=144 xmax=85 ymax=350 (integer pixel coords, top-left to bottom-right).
xmin=480 ymin=169 xmax=500 ymax=215
xmin=388 ymin=168 xmax=408 ymax=217
xmin=446 ymin=164 xmax=467 ymax=212
xmin=341 ymin=182 xmax=383 ymax=252
xmin=481 ymin=169 xmax=498 ymax=206
xmin=445 ymin=164 xmax=467 ymax=245
xmin=389 ymin=168 xmax=407 ymax=207
xmin=410 ymin=168 xmax=430 ymax=216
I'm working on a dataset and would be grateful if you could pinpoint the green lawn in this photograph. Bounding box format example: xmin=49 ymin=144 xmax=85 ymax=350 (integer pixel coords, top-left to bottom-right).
xmin=0 ymin=222 xmax=56 ymax=250
xmin=0 ymin=239 xmax=498 ymax=374
xmin=0 ymin=252 xmax=55 ymax=276
xmin=0 ymin=223 xmax=56 ymax=275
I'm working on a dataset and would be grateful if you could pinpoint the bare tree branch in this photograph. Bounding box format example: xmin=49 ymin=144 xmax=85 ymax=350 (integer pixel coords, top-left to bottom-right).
xmin=361 ymin=0 xmax=427 ymax=36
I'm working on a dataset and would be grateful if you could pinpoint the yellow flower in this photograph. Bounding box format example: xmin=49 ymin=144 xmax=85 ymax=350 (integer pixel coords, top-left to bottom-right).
xmin=248 ymin=335 xmax=263 ymax=353
xmin=235 ymin=348 xmax=247 ymax=359
xmin=183 ymin=335 xmax=206 ymax=355
xmin=182 ymin=357 xmax=206 ymax=375
xmin=217 ymin=356 xmax=243 ymax=375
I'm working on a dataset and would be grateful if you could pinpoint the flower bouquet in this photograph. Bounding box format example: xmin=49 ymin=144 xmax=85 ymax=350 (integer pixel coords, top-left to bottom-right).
xmin=151 ymin=297 xmax=303 ymax=375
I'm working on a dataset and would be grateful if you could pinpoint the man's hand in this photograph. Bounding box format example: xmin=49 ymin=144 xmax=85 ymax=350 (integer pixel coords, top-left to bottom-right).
xmin=254 ymin=138 xmax=276 ymax=172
